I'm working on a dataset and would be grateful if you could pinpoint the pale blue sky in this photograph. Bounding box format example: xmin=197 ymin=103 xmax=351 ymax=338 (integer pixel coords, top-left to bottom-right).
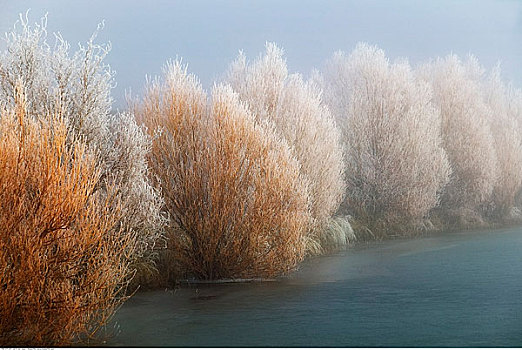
xmin=2 ymin=0 xmax=522 ymax=107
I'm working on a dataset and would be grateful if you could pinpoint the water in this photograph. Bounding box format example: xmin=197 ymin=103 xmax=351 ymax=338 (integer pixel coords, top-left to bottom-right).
xmin=108 ymin=227 xmax=522 ymax=347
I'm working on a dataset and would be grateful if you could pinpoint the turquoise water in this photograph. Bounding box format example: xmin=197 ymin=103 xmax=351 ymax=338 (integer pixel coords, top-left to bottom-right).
xmin=108 ymin=227 xmax=522 ymax=347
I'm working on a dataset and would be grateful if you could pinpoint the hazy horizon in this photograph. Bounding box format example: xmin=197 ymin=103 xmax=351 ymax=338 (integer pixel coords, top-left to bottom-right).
xmin=2 ymin=0 xmax=522 ymax=108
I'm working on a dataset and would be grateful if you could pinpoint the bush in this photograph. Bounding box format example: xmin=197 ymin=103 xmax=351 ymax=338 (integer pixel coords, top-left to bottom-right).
xmin=417 ymin=55 xmax=498 ymax=214
xmin=319 ymin=43 xmax=450 ymax=236
xmin=134 ymin=61 xmax=311 ymax=279
xmin=0 ymin=88 xmax=137 ymax=346
xmin=0 ymin=14 xmax=164 ymax=274
xmin=225 ymin=43 xmax=346 ymax=253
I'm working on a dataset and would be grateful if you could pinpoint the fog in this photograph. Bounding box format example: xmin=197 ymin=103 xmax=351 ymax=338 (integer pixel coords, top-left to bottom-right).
xmin=1 ymin=0 xmax=522 ymax=107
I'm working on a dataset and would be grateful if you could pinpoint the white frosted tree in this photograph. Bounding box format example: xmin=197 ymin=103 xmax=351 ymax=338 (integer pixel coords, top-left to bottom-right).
xmin=320 ymin=43 xmax=450 ymax=235
xmin=0 ymin=15 xmax=164 ymax=270
xmin=225 ymin=43 xmax=346 ymax=253
xmin=418 ymin=55 xmax=498 ymax=219
xmin=481 ymin=67 xmax=522 ymax=217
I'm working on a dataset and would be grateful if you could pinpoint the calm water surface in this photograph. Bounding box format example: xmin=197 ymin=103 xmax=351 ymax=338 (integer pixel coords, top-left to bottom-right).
xmin=108 ymin=227 xmax=522 ymax=347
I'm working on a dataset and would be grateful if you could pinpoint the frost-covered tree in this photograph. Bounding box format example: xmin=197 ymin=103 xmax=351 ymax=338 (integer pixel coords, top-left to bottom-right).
xmin=320 ymin=43 xmax=450 ymax=235
xmin=225 ymin=43 xmax=346 ymax=253
xmin=0 ymin=15 xmax=164 ymax=270
xmin=418 ymin=55 xmax=498 ymax=217
xmin=481 ymin=67 xmax=522 ymax=216
xmin=134 ymin=60 xmax=311 ymax=279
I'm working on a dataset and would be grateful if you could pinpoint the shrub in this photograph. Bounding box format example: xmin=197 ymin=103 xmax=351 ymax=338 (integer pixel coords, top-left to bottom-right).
xmin=225 ymin=43 xmax=346 ymax=253
xmin=418 ymin=55 xmax=498 ymax=213
xmin=0 ymin=88 xmax=136 ymax=346
xmin=319 ymin=43 xmax=450 ymax=236
xmin=0 ymin=14 xmax=164 ymax=273
xmin=134 ymin=61 xmax=311 ymax=279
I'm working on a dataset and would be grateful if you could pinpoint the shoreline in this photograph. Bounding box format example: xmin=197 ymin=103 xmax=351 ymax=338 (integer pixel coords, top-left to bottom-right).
xmin=135 ymin=220 xmax=522 ymax=291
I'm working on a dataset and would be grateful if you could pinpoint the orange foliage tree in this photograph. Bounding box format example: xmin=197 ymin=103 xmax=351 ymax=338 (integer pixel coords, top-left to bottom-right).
xmin=134 ymin=61 xmax=311 ymax=279
xmin=0 ymin=15 xmax=164 ymax=276
xmin=0 ymin=88 xmax=137 ymax=346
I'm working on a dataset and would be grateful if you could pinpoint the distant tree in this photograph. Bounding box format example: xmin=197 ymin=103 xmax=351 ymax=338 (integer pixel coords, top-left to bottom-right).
xmin=226 ymin=43 xmax=346 ymax=253
xmin=134 ymin=60 xmax=311 ymax=279
xmin=481 ymin=67 xmax=522 ymax=216
xmin=320 ymin=43 xmax=450 ymax=235
xmin=418 ymin=55 xmax=498 ymax=215
xmin=0 ymin=14 xmax=164 ymax=271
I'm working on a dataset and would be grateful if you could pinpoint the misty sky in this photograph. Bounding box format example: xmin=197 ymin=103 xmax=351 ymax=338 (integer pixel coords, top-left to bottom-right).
xmin=1 ymin=0 xmax=522 ymax=108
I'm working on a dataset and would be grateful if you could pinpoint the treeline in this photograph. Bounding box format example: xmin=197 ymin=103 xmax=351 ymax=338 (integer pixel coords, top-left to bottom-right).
xmin=318 ymin=43 xmax=522 ymax=234
xmin=1 ymin=17 xmax=522 ymax=345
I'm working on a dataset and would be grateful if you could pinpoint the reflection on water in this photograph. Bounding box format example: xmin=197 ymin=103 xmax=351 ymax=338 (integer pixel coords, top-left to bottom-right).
xmin=108 ymin=227 xmax=522 ymax=347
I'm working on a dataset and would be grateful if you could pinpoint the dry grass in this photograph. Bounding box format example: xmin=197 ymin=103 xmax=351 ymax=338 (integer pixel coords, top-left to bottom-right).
xmin=0 ymin=88 xmax=137 ymax=346
xmin=311 ymin=216 xmax=355 ymax=255
xmin=134 ymin=61 xmax=311 ymax=280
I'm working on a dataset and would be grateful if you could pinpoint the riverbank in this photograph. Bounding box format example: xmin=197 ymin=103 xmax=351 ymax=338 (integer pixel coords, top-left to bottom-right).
xmin=131 ymin=211 xmax=522 ymax=291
